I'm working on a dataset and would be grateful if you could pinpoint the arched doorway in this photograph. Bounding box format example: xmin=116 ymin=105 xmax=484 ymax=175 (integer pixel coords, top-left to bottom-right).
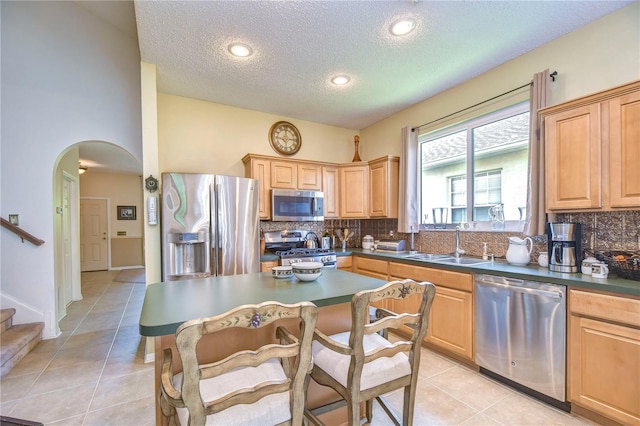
xmin=53 ymin=141 xmax=142 ymax=323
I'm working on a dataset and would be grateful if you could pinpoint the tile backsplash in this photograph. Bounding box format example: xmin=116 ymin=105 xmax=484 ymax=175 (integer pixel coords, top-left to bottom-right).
xmin=261 ymin=211 xmax=640 ymax=260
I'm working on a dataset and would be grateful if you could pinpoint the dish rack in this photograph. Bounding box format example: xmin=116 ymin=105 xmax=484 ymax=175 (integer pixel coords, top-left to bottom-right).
xmin=595 ymin=251 xmax=640 ymax=281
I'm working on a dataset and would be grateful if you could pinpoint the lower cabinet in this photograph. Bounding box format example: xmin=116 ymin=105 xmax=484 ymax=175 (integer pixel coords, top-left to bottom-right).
xmin=568 ymin=289 xmax=640 ymax=425
xmin=336 ymin=255 xmax=352 ymax=271
xmin=388 ymin=261 xmax=473 ymax=361
xmin=260 ymin=259 xmax=278 ymax=272
xmin=353 ymin=256 xmax=389 ymax=310
xmin=353 ymin=256 xmax=388 ymax=280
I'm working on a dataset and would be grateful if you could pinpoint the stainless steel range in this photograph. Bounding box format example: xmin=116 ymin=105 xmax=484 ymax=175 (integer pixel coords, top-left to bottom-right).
xmin=278 ymin=248 xmax=337 ymax=268
xmin=264 ymin=230 xmax=337 ymax=268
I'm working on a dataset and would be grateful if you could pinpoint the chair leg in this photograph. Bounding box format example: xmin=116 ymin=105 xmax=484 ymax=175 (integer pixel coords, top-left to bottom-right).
xmin=347 ymin=398 xmax=360 ymax=426
xmin=403 ymin=385 xmax=414 ymax=426
xmin=365 ymin=399 xmax=373 ymax=424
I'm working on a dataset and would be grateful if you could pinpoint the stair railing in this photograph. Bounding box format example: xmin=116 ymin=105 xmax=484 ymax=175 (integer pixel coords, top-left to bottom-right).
xmin=1 ymin=217 xmax=45 ymax=246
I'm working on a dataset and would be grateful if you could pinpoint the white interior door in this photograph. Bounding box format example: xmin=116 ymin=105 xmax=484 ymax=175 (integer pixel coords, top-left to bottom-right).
xmin=80 ymin=198 xmax=109 ymax=271
xmin=62 ymin=178 xmax=73 ymax=305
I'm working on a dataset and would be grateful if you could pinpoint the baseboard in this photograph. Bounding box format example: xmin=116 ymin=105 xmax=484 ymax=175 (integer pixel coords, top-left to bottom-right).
xmin=110 ymin=265 xmax=145 ymax=271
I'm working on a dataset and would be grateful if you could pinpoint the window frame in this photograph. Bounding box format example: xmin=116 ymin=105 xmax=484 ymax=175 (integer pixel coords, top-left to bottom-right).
xmin=418 ymin=101 xmax=529 ymax=232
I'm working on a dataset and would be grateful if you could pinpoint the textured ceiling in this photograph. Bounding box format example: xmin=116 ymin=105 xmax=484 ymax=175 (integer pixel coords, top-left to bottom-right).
xmin=135 ymin=0 xmax=632 ymax=130
xmin=76 ymin=0 xmax=632 ymax=174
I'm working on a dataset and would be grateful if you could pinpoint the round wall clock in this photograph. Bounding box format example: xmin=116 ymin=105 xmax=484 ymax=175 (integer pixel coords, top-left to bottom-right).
xmin=269 ymin=121 xmax=301 ymax=156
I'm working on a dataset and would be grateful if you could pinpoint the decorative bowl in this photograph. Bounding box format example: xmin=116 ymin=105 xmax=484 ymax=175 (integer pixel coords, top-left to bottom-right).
xmin=272 ymin=266 xmax=293 ymax=279
xmin=292 ymin=262 xmax=323 ymax=282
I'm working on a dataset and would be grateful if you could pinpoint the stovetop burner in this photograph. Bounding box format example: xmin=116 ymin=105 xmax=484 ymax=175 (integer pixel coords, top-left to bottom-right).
xmin=277 ymin=248 xmax=335 ymax=258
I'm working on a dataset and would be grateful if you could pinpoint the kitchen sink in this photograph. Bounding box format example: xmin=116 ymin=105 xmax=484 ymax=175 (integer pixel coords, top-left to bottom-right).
xmin=436 ymin=257 xmax=491 ymax=265
xmin=404 ymin=253 xmax=453 ymax=260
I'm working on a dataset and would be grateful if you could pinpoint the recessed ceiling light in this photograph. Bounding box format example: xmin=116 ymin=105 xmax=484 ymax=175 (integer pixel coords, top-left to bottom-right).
xmin=390 ymin=18 xmax=416 ymax=36
xmin=228 ymin=43 xmax=253 ymax=57
xmin=331 ymin=75 xmax=351 ymax=86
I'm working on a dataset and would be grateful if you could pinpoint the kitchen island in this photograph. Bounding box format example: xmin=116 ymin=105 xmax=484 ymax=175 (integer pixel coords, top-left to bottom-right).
xmin=139 ymin=268 xmax=387 ymax=425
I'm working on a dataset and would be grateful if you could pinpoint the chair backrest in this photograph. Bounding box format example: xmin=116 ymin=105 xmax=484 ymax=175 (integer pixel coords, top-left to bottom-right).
xmin=175 ymin=300 xmax=318 ymax=424
xmin=348 ymin=279 xmax=436 ymax=387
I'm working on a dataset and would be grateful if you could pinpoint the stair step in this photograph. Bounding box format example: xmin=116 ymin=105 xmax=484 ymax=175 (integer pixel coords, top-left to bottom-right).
xmin=1 ymin=308 xmax=17 ymax=334
xmin=0 ymin=322 xmax=44 ymax=378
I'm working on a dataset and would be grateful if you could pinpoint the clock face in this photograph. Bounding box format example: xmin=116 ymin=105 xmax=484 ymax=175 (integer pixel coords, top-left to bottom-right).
xmin=269 ymin=121 xmax=301 ymax=156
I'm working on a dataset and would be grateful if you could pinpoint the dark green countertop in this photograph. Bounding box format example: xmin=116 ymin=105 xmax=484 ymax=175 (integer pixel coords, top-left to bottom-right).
xmin=260 ymin=253 xmax=279 ymax=262
xmin=139 ymin=268 xmax=386 ymax=337
xmin=347 ymin=249 xmax=640 ymax=297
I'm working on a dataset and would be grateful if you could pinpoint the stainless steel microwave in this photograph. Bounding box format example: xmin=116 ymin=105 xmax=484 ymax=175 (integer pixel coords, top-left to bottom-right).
xmin=271 ymin=189 xmax=324 ymax=222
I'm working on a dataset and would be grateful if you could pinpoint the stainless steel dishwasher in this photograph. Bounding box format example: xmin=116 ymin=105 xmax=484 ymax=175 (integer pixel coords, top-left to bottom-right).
xmin=474 ymin=274 xmax=568 ymax=409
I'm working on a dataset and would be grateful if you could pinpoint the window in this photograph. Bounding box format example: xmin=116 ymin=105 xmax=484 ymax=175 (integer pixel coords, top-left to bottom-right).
xmin=449 ymin=170 xmax=503 ymax=223
xmin=419 ymin=102 xmax=529 ymax=230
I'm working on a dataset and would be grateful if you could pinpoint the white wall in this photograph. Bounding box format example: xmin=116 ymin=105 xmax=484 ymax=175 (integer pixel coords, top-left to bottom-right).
xmin=360 ymin=3 xmax=640 ymax=158
xmin=0 ymin=2 xmax=142 ymax=338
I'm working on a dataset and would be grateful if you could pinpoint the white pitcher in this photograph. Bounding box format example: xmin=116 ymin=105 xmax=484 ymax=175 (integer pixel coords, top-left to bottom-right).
xmin=506 ymin=236 xmax=533 ymax=265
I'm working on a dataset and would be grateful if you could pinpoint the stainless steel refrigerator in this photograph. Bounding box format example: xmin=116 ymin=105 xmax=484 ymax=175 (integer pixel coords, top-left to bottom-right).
xmin=161 ymin=173 xmax=260 ymax=281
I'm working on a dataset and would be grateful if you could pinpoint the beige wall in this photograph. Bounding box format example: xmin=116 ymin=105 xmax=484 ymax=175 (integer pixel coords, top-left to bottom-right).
xmin=360 ymin=3 xmax=640 ymax=158
xmin=80 ymin=173 xmax=144 ymax=238
xmin=80 ymin=173 xmax=144 ymax=268
xmin=157 ymin=93 xmax=360 ymax=176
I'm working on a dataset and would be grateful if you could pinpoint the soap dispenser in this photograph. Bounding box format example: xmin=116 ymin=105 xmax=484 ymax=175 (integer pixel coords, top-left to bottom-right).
xmin=482 ymin=242 xmax=489 ymax=260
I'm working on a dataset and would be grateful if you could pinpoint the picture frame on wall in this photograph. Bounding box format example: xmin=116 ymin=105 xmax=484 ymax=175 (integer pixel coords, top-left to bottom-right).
xmin=117 ymin=206 xmax=136 ymax=220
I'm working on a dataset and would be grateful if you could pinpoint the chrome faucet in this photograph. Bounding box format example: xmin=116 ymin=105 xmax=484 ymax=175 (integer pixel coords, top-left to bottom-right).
xmin=454 ymin=225 xmax=467 ymax=258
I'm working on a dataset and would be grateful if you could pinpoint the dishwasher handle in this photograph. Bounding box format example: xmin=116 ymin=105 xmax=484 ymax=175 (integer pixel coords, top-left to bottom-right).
xmin=476 ymin=279 xmax=564 ymax=299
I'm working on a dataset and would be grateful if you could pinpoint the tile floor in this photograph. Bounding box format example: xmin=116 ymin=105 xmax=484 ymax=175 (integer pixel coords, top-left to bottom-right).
xmin=0 ymin=270 xmax=596 ymax=425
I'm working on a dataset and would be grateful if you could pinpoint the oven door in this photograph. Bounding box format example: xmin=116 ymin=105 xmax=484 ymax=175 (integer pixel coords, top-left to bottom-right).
xmin=272 ymin=189 xmax=324 ymax=221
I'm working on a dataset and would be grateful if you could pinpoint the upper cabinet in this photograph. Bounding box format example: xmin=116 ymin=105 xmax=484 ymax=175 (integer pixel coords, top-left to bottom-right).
xmin=270 ymin=160 xmax=297 ymax=189
xmin=339 ymin=163 xmax=369 ymax=218
xmin=243 ymin=153 xmax=399 ymax=220
xmin=322 ymin=165 xmax=340 ymax=218
xmin=297 ymin=163 xmax=322 ymax=191
xmin=609 ymin=90 xmax=640 ymax=207
xmin=243 ymin=155 xmax=271 ymax=220
xmin=542 ymin=81 xmax=640 ymax=212
xmin=368 ymin=156 xmax=399 ymax=218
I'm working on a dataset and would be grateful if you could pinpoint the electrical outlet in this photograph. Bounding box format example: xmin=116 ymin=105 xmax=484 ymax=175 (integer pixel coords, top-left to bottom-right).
xmin=8 ymin=214 xmax=18 ymax=225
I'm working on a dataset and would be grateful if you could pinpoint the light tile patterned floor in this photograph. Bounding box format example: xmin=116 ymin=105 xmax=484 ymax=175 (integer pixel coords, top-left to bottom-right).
xmin=0 ymin=270 xmax=596 ymax=425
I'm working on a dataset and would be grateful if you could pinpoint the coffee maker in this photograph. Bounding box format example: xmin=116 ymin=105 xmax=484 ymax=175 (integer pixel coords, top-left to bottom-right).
xmin=547 ymin=222 xmax=582 ymax=273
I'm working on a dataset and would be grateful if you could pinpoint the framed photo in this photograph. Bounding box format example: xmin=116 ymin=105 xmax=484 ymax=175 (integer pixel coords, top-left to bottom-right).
xmin=117 ymin=206 xmax=136 ymax=220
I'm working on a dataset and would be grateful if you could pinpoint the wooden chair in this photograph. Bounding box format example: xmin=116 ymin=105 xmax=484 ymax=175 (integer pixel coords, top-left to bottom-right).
xmin=306 ymin=279 xmax=436 ymax=426
xmin=159 ymin=301 xmax=318 ymax=426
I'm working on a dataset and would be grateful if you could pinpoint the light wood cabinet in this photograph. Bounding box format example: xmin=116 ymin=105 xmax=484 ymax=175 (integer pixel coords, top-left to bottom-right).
xmin=544 ymin=104 xmax=602 ymax=210
xmin=388 ymin=262 xmax=473 ymax=361
xmin=243 ymin=156 xmax=271 ymax=220
xmin=339 ymin=163 xmax=369 ymax=218
xmin=260 ymin=259 xmax=278 ymax=272
xmin=243 ymin=153 xmax=400 ymax=219
xmin=542 ymin=81 xmax=640 ymax=212
xmin=568 ymin=289 xmax=640 ymax=425
xmin=322 ymin=166 xmax=340 ymax=218
xmin=353 ymin=256 xmax=389 ymax=310
xmin=336 ymin=255 xmax=352 ymax=271
xmin=353 ymin=256 xmax=388 ymax=280
xmin=609 ymin=89 xmax=640 ymax=207
xmin=270 ymin=161 xmax=297 ymax=189
xmin=368 ymin=156 xmax=399 ymax=218
xmin=297 ymin=163 xmax=322 ymax=191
